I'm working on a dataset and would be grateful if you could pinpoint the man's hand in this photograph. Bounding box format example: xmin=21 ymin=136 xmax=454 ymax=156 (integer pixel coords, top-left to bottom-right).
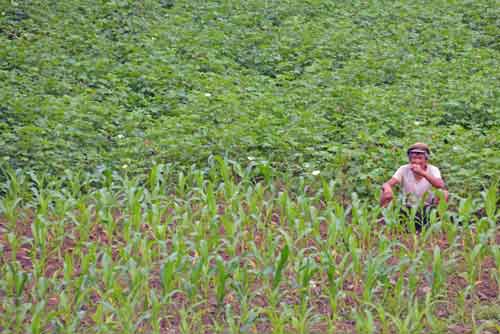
xmin=410 ymin=163 xmax=427 ymax=177
xmin=432 ymin=189 xmax=449 ymax=205
xmin=380 ymin=178 xmax=399 ymax=207
xmin=380 ymin=186 xmax=393 ymax=207
xmin=410 ymin=163 xmax=446 ymax=189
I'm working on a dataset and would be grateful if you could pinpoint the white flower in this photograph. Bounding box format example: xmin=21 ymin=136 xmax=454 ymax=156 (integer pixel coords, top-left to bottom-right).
xmin=312 ymin=170 xmax=320 ymax=176
xmin=117 ymin=134 xmax=124 ymax=139
xmin=204 ymin=93 xmax=212 ymax=97
xmin=247 ymin=156 xmax=255 ymax=161
xmin=414 ymin=121 xmax=421 ymax=126
xmin=122 ymin=164 xmax=128 ymax=169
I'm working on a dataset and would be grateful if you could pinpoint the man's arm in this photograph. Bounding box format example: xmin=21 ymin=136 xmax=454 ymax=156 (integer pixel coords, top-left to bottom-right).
xmin=411 ymin=165 xmax=445 ymax=189
xmin=380 ymin=177 xmax=400 ymax=207
xmin=382 ymin=177 xmax=400 ymax=192
xmin=424 ymin=172 xmax=445 ymax=189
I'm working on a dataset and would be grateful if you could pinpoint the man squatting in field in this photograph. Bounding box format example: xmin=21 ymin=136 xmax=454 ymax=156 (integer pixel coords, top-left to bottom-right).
xmin=380 ymin=142 xmax=448 ymax=227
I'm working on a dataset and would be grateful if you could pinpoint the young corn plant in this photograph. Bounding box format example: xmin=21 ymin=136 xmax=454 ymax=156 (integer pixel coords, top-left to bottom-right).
xmin=429 ymin=246 xmax=445 ymax=297
xmin=483 ymin=182 xmax=498 ymax=225
xmin=1 ymin=167 xmax=30 ymax=205
xmin=354 ymin=309 xmax=376 ymax=334
xmin=457 ymin=195 xmax=474 ymax=225
xmin=31 ymin=215 xmax=49 ymax=279
xmin=224 ymin=304 xmax=240 ymax=334
xmin=387 ymin=297 xmax=426 ymax=334
xmin=262 ymin=243 xmax=291 ymax=334
xmin=362 ymin=250 xmax=391 ymax=304
xmin=490 ymin=244 xmax=500 ymax=297
xmin=160 ymin=252 xmax=181 ymax=300
xmin=443 ymin=218 xmax=459 ymax=247
xmin=367 ymin=303 xmax=391 ymax=334
xmin=0 ymin=195 xmax=22 ymax=232
xmin=230 ymin=265 xmax=259 ymax=333
xmin=291 ymin=302 xmax=320 ymax=334
xmin=463 ymin=244 xmax=484 ymax=293
xmin=185 ymin=258 xmax=204 ymax=302
xmin=4 ymin=263 xmax=29 ymax=332
xmin=272 ymin=244 xmax=289 ymax=291
xmin=215 ymin=255 xmax=230 ymax=306
xmin=295 ymin=255 xmax=318 ymax=305
xmin=323 ymin=251 xmax=349 ymax=322
xmin=266 ymin=299 xmax=290 ymax=334
xmin=148 ymin=290 xmax=162 ymax=334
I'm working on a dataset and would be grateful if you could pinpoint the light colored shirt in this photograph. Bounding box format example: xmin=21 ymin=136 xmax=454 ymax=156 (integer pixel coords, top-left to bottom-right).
xmin=392 ymin=164 xmax=442 ymax=206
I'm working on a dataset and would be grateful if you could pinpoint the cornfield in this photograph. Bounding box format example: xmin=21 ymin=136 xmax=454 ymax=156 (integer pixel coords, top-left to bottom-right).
xmin=1 ymin=160 xmax=499 ymax=333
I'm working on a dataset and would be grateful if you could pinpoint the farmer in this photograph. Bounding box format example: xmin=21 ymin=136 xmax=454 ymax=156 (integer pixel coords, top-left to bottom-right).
xmin=380 ymin=142 xmax=448 ymax=226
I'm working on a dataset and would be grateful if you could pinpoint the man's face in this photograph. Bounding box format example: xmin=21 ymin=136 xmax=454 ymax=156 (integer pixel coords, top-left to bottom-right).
xmin=409 ymin=152 xmax=427 ymax=167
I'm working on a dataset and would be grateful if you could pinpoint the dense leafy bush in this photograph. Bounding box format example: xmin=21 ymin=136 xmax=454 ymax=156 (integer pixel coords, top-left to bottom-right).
xmin=1 ymin=0 xmax=498 ymax=197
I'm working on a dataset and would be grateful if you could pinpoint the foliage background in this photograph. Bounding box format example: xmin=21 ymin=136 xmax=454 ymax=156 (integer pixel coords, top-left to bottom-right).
xmin=1 ymin=2 xmax=500 ymax=333
xmin=1 ymin=0 xmax=498 ymax=197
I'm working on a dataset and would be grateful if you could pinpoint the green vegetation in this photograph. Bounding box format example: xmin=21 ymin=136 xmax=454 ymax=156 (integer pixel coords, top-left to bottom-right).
xmin=0 ymin=165 xmax=499 ymax=333
xmin=1 ymin=0 xmax=499 ymax=333
xmin=1 ymin=0 xmax=498 ymax=196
